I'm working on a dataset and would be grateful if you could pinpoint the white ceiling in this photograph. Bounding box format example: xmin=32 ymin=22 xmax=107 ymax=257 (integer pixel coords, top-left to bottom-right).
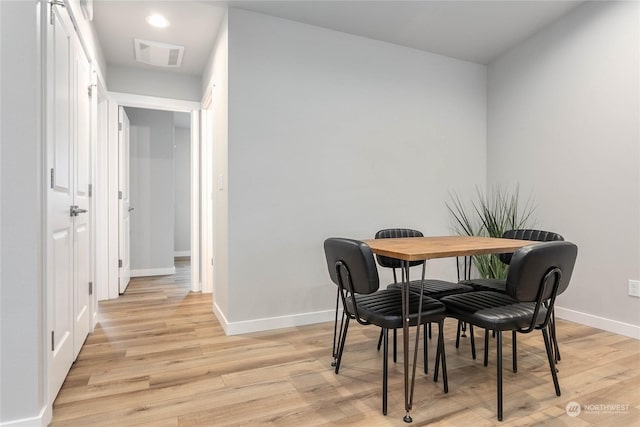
xmin=92 ymin=0 xmax=584 ymax=76
xmin=93 ymin=1 xmax=227 ymax=75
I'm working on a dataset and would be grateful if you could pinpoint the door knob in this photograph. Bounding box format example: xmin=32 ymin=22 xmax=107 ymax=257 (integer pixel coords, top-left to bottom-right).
xmin=70 ymin=205 xmax=88 ymax=217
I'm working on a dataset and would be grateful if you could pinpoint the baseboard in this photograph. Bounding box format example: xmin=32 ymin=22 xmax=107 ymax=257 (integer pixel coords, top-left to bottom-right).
xmin=0 ymin=403 xmax=50 ymax=426
xmin=173 ymin=251 xmax=190 ymax=257
xmin=130 ymin=267 xmax=176 ymax=278
xmin=213 ymin=302 xmax=335 ymax=336
xmin=555 ymin=306 xmax=640 ymax=339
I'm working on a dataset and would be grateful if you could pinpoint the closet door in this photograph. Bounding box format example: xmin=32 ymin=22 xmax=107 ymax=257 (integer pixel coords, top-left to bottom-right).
xmin=46 ymin=1 xmax=75 ymax=399
xmin=72 ymin=39 xmax=92 ymax=358
xmin=46 ymin=1 xmax=93 ymax=399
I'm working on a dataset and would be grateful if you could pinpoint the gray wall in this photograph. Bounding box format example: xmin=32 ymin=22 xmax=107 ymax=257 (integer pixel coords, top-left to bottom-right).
xmin=487 ymin=1 xmax=640 ymax=330
xmin=174 ymin=124 xmax=191 ymax=255
xmin=203 ymin=12 xmax=229 ymax=317
xmin=221 ymin=9 xmax=487 ymax=326
xmin=108 ymin=65 xmax=202 ymax=101
xmin=126 ymin=107 xmax=176 ymax=272
xmin=0 ymin=1 xmax=45 ymax=422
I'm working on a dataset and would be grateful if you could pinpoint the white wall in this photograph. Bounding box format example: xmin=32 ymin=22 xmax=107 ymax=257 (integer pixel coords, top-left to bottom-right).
xmin=0 ymin=1 xmax=46 ymax=424
xmin=219 ymin=9 xmax=487 ymax=332
xmin=108 ymin=65 xmax=201 ymax=102
xmin=126 ymin=107 xmax=176 ymax=274
xmin=174 ymin=125 xmax=191 ymax=255
xmin=488 ymin=0 xmax=640 ymax=336
xmin=202 ymin=12 xmax=230 ymax=322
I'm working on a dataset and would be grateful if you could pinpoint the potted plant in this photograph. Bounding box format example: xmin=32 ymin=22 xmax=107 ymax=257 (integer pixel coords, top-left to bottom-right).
xmin=447 ymin=185 xmax=535 ymax=279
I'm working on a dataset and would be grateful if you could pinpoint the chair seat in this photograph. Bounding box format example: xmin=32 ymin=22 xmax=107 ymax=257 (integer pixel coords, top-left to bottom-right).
xmin=346 ymin=289 xmax=445 ymax=329
xmin=440 ymin=291 xmax=548 ymax=331
xmin=387 ymin=279 xmax=474 ymax=299
xmin=460 ymin=278 xmax=506 ymax=293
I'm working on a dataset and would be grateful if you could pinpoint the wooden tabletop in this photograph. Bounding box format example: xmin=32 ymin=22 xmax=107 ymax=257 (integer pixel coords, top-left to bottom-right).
xmin=362 ymin=235 xmax=536 ymax=261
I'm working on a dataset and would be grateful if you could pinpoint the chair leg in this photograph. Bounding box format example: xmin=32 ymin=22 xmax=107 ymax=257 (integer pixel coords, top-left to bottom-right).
xmin=455 ymin=320 xmax=462 ymax=348
xmin=434 ymin=330 xmax=441 ymax=383
xmin=470 ymin=325 xmax=476 ymax=360
xmin=383 ymin=328 xmax=389 ymax=415
xmin=424 ymin=324 xmax=428 ymax=375
xmin=484 ymin=329 xmax=489 ymax=367
xmin=331 ymin=287 xmax=342 ymax=366
xmin=438 ymin=320 xmax=448 ymax=393
xmin=512 ymin=331 xmax=517 ymax=373
xmin=428 ymin=322 xmax=432 ymax=339
xmin=496 ymin=331 xmax=503 ymax=421
xmin=377 ymin=328 xmax=383 ymax=351
xmin=393 ymin=328 xmax=397 ymax=363
xmin=335 ymin=318 xmax=350 ymax=374
xmin=551 ymin=309 xmax=561 ymax=362
xmin=543 ymin=326 xmax=561 ymax=397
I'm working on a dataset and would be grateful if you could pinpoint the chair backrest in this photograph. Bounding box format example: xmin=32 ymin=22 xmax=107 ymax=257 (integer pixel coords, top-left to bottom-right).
xmin=324 ymin=238 xmax=380 ymax=295
xmin=499 ymin=229 xmax=564 ymax=265
xmin=505 ymin=241 xmax=577 ymax=303
xmin=374 ymin=228 xmax=424 ymax=269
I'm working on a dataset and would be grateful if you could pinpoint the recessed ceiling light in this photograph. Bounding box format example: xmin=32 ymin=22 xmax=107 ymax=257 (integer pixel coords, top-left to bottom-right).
xmin=146 ymin=14 xmax=170 ymax=29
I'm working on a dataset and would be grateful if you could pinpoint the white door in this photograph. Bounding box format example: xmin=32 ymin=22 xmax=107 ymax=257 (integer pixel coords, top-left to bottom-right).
xmin=119 ymin=107 xmax=131 ymax=293
xmin=46 ymin=2 xmax=75 ymax=399
xmin=73 ymin=44 xmax=92 ymax=358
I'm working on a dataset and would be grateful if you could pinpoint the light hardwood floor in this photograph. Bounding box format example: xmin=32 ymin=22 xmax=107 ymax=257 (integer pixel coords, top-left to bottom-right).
xmin=51 ymin=261 xmax=640 ymax=426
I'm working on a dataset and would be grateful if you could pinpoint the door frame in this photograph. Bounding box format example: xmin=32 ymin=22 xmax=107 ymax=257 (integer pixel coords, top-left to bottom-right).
xmin=105 ymin=91 xmax=201 ymax=296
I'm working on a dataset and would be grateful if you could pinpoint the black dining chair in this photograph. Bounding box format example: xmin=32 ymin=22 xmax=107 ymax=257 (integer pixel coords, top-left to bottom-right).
xmin=441 ymin=241 xmax=578 ymax=421
xmin=324 ymin=237 xmax=448 ymax=416
xmin=374 ymin=228 xmax=473 ymax=365
xmin=460 ymin=229 xmax=565 ymax=366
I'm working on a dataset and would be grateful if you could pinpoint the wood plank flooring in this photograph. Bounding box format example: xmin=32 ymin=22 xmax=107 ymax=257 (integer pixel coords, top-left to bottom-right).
xmin=51 ymin=261 xmax=640 ymax=426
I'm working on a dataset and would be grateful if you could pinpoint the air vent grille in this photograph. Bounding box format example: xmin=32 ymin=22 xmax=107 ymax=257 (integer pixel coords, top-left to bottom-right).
xmin=134 ymin=38 xmax=184 ymax=68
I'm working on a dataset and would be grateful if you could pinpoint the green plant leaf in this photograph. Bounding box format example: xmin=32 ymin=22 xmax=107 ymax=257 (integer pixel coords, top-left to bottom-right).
xmin=447 ymin=184 xmax=536 ymax=279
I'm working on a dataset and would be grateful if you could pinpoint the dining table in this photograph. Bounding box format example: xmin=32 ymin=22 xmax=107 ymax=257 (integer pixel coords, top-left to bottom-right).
xmin=361 ymin=235 xmax=536 ymax=422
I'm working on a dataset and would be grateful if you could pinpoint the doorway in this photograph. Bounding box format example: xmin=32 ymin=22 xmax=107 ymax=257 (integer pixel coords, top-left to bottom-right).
xmin=124 ymin=106 xmax=191 ymax=279
xmin=98 ymin=92 xmax=202 ymax=299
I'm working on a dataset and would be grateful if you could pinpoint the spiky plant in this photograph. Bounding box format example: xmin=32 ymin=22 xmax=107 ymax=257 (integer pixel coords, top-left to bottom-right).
xmin=446 ymin=185 xmax=535 ymax=279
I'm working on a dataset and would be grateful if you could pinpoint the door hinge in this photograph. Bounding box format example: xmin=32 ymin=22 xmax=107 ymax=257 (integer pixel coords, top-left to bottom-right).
xmin=88 ymin=84 xmax=96 ymax=98
xmin=118 ymin=122 xmax=123 ymax=131
xmin=118 ymin=190 xmax=123 ymax=200
xmin=50 ymin=168 xmax=55 ymax=189
xmin=119 ymin=259 xmax=123 ymax=268
xmin=89 ymin=282 xmax=93 ymax=295
xmin=51 ymin=331 xmax=55 ymax=351
xmin=88 ymin=184 xmax=93 ymax=198
xmin=49 ymin=0 xmax=65 ymax=26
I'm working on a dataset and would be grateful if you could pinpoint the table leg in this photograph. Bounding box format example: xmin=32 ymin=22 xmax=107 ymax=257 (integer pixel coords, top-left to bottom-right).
xmin=401 ymin=260 xmax=426 ymax=423
xmin=402 ymin=260 xmax=411 ymax=422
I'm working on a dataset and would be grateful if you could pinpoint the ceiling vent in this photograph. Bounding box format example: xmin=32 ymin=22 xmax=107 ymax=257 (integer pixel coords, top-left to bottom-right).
xmin=134 ymin=38 xmax=184 ymax=68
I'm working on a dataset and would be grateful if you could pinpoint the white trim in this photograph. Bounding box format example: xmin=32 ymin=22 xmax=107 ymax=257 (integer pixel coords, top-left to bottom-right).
xmin=555 ymin=306 xmax=640 ymax=340
xmin=0 ymin=404 xmax=49 ymax=426
xmin=174 ymin=251 xmax=191 ymax=257
xmin=130 ymin=267 xmax=176 ymax=278
xmin=107 ymin=100 xmax=119 ymax=299
xmin=213 ymin=304 xmax=336 ymax=336
xmin=190 ymin=111 xmax=201 ymax=293
xmin=108 ymin=91 xmax=200 ymax=112
xmin=107 ymin=92 xmax=202 ymax=298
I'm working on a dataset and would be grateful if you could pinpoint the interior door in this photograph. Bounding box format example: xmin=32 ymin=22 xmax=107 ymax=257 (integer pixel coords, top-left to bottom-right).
xmin=73 ymin=43 xmax=92 ymax=358
xmin=118 ymin=107 xmax=131 ymax=293
xmin=47 ymin=1 xmax=75 ymax=399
